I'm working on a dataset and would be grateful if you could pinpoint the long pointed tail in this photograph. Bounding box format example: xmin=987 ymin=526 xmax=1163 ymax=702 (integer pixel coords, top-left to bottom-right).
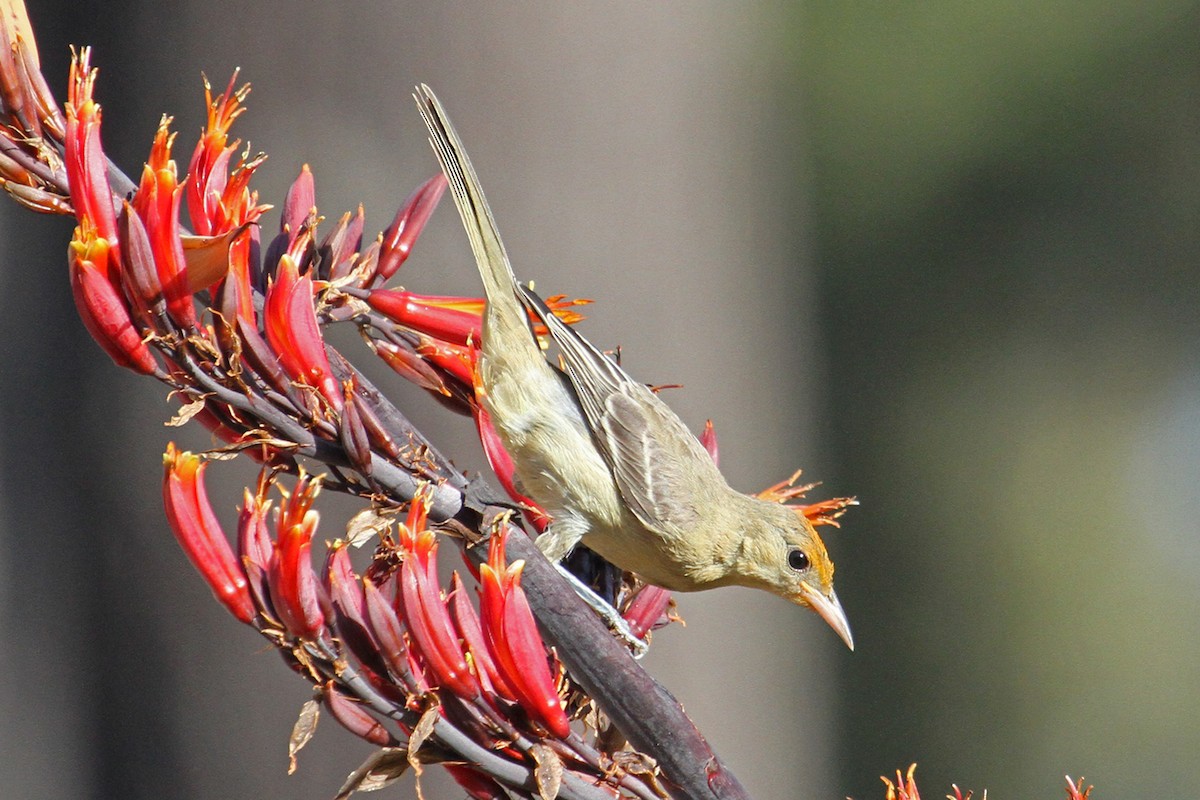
xmin=413 ymin=85 xmax=530 ymax=344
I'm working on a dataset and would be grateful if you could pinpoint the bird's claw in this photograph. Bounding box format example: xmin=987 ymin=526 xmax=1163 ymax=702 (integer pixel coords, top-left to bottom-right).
xmin=555 ymin=564 xmax=650 ymax=659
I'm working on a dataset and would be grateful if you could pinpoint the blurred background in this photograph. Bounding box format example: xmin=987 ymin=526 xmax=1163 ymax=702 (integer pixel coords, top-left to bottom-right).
xmin=1 ymin=2 xmax=1198 ymax=799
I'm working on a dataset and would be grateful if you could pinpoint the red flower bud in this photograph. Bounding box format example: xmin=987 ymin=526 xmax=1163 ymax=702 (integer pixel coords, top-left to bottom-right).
xmin=338 ymin=379 xmax=372 ymax=477
xmin=281 ymin=164 xmax=315 ymax=242
xmin=162 ymin=444 xmax=255 ymax=625
xmin=323 ymin=681 xmax=395 ymax=746
xmin=375 ymin=173 xmax=446 ymax=283
xmin=362 ymin=577 xmax=424 ymax=694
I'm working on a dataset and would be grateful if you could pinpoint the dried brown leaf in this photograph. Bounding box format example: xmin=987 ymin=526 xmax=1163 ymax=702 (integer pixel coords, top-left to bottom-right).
xmin=288 ymin=698 xmax=320 ymax=775
xmin=529 ymin=744 xmax=563 ymax=800
xmin=334 ymin=747 xmax=410 ymax=799
xmin=165 ymin=398 xmax=207 ymax=427
xmin=407 ymin=703 xmax=440 ymax=800
xmin=345 ymin=507 xmax=394 ymax=548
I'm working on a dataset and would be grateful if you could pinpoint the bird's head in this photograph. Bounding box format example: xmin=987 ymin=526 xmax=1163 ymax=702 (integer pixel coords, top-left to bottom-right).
xmin=733 ymin=499 xmax=853 ymax=650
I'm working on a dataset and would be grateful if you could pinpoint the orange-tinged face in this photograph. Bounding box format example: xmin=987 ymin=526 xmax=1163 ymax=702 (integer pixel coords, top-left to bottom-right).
xmin=737 ymin=499 xmax=854 ymax=649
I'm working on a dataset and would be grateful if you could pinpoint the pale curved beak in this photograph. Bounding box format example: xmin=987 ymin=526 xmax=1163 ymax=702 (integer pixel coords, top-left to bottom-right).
xmin=799 ymin=581 xmax=854 ymax=650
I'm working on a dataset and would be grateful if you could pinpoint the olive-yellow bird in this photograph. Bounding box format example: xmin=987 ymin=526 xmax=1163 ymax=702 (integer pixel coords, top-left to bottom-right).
xmin=415 ymin=85 xmax=852 ymax=649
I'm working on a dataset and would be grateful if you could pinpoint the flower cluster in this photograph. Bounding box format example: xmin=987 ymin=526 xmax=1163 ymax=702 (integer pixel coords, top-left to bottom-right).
xmin=162 ymin=444 xmax=651 ymax=797
xmin=0 ymin=3 xmax=852 ymax=798
xmin=875 ymin=764 xmax=1095 ymax=800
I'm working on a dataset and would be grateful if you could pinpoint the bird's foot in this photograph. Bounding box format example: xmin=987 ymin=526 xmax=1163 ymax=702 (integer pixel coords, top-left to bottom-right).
xmin=555 ymin=564 xmax=649 ymax=659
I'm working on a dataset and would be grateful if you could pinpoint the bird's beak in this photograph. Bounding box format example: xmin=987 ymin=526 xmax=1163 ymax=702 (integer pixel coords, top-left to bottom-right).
xmin=798 ymin=581 xmax=854 ymax=650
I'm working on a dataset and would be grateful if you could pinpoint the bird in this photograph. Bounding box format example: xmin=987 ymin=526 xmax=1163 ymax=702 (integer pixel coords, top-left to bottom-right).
xmin=414 ymin=85 xmax=852 ymax=650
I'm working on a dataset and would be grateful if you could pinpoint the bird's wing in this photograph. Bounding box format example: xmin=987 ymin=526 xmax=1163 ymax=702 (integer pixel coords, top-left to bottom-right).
xmin=521 ymin=286 xmax=720 ymax=532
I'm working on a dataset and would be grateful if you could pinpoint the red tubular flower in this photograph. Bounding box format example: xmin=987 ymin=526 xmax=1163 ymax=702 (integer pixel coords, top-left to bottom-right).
xmin=479 ymin=527 xmax=570 ymax=738
xmin=68 ymin=218 xmax=160 ymax=375
xmin=374 ymin=173 xmax=446 ymax=283
xmin=181 ymin=73 xmax=267 ymax=325
xmin=64 ymin=48 xmax=118 ymax=258
xmin=162 ymin=444 xmax=255 ymax=625
xmin=132 ymin=118 xmax=196 ymax=329
xmin=268 ymin=473 xmax=326 ymax=640
xmin=1065 ymin=776 xmax=1093 ymax=800
xmin=395 ymin=501 xmax=480 ymax=700
xmin=366 ymin=289 xmax=482 ymax=346
xmin=882 ymin=764 xmax=921 ymax=800
xmin=414 ymin=336 xmax=475 ymax=387
xmin=264 ymin=253 xmax=342 ymax=411
xmin=185 ymin=72 xmax=248 ymax=237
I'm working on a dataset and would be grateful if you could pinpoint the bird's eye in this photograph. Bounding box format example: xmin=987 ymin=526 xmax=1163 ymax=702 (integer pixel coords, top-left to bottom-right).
xmin=787 ymin=548 xmax=810 ymax=572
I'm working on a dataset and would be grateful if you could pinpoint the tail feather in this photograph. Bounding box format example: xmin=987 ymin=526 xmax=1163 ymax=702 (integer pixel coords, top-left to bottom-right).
xmin=413 ymin=85 xmax=527 ymax=335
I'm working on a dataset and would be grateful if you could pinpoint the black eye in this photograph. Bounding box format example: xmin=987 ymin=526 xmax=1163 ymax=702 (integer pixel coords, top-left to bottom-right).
xmin=787 ymin=548 xmax=810 ymax=572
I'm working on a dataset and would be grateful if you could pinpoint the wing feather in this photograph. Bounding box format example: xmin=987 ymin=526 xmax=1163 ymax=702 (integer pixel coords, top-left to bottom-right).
xmin=521 ymin=286 xmax=719 ymax=530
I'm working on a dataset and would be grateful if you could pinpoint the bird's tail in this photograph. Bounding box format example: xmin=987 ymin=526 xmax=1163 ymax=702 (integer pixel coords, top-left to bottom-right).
xmin=414 ymin=85 xmax=532 ymax=349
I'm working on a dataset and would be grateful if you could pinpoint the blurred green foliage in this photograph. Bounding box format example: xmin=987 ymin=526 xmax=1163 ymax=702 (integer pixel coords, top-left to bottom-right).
xmin=786 ymin=3 xmax=1200 ymax=797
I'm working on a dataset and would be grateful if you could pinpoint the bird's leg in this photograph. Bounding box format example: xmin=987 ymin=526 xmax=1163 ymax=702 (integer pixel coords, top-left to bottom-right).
xmin=554 ymin=563 xmax=649 ymax=659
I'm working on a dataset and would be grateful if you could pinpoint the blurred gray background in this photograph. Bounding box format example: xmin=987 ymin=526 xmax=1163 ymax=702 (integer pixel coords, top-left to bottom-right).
xmin=1 ymin=2 xmax=1198 ymax=799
